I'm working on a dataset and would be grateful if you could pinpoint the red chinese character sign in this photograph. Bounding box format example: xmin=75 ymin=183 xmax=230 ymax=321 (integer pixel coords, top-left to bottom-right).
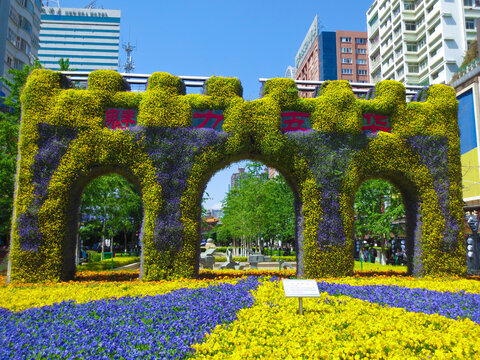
xmin=192 ymin=110 xmax=224 ymax=131
xmin=104 ymin=108 xmax=138 ymax=130
xmin=281 ymin=111 xmax=311 ymax=132
xmin=362 ymin=113 xmax=391 ymax=135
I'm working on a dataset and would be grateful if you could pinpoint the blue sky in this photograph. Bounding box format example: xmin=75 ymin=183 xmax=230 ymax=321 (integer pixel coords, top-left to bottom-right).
xmin=59 ymin=0 xmax=372 ymax=209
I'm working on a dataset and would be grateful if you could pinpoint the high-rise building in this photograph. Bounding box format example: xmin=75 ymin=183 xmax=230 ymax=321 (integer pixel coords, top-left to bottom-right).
xmin=366 ymin=0 xmax=480 ymax=85
xmin=0 ymin=0 xmax=42 ymax=96
xmin=294 ymin=15 xmax=369 ymax=97
xmin=230 ymin=167 xmax=245 ymax=190
xmin=38 ymin=6 xmax=121 ymax=72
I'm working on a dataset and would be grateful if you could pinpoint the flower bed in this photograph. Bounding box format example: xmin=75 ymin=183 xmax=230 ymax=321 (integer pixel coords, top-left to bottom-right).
xmin=0 ymin=277 xmax=260 ymax=359
xmin=193 ymin=279 xmax=480 ymax=359
xmin=2 ymin=272 xmax=480 ymax=358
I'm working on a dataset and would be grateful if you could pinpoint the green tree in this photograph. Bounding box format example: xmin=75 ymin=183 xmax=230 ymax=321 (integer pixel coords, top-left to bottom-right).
xmin=354 ymin=179 xmax=404 ymax=245
xmin=221 ymin=162 xmax=295 ymax=254
xmin=58 ymin=58 xmax=71 ymax=71
xmin=0 ymin=61 xmax=42 ymax=245
xmin=79 ymin=174 xmax=142 ymax=253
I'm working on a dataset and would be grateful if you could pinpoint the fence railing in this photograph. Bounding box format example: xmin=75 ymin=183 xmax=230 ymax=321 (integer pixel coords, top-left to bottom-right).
xmin=60 ymin=71 xmax=428 ymax=100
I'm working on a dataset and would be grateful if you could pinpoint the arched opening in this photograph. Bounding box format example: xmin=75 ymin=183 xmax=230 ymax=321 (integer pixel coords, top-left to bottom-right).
xmin=199 ymin=159 xmax=299 ymax=270
xmin=353 ymin=177 xmax=419 ymax=274
xmin=64 ymin=167 xmax=143 ymax=280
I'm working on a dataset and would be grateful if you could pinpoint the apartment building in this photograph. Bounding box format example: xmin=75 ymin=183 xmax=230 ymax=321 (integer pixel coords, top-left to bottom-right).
xmin=0 ymin=0 xmax=42 ymax=96
xmin=294 ymin=15 xmax=369 ymax=96
xmin=367 ymin=0 xmax=480 ymax=85
xmin=38 ymin=6 xmax=121 ymax=71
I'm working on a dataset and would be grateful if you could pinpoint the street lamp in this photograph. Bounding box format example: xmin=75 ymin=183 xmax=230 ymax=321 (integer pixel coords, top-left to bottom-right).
xmin=466 ymin=214 xmax=480 ymax=275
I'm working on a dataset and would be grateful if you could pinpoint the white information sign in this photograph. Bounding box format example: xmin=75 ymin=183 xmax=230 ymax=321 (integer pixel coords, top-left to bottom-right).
xmin=282 ymin=279 xmax=320 ymax=298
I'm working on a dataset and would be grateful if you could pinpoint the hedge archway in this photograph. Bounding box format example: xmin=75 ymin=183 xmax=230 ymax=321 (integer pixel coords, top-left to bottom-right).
xmin=7 ymin=69 xmax=466 ymax=282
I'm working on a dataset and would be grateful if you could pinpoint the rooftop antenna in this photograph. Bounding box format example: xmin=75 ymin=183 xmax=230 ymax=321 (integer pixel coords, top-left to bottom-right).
xmin=43 ymin=0 xmax=60 ymax=7
xmin=85 ymin=0 xmax=97 ymax=8
xmin=123 ymin=42 xmax=136 ymax=73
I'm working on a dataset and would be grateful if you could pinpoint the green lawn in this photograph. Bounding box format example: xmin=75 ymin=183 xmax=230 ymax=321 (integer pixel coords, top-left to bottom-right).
xmin=77 ymin=256 xmax=140 ymax=271
xmin=354 ymin=260 xmax=407 ymax=272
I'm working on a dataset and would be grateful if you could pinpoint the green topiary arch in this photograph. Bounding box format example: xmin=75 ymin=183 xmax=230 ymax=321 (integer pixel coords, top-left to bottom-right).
xmin=8 ymin=69 xmax=466 ymax=282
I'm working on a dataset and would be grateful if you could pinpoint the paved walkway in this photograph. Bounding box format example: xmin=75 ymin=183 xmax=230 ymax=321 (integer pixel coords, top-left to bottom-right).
xmin=116 ymin=261 xmax=297 ymax=271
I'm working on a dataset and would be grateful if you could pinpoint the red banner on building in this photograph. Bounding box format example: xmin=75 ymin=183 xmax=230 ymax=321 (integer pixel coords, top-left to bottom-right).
xmin=281 ymin=111 xmax=311 ymax=132
xmin=192 ymin=110 xmax=224 ymax=131
xmin=362 ymin=113 xmax=391 ymax=134
xmin=104 ymin=108 xmax=138 ymax=130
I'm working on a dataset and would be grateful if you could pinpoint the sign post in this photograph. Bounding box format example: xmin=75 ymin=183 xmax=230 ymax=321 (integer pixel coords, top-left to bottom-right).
xmin=282 ymin=279 xmax=320 ymax=315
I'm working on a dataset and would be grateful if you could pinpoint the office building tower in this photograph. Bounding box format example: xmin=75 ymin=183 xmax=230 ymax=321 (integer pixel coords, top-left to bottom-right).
xmin=367 ymin=0 xmax=480 ymax=85
xmin=295 ymin=15 xmax=369 ymax=84
xmin=0 ymin=0 xmax=42 ymax=96
xmin=39 ymin=6 xmax=121 ymax=71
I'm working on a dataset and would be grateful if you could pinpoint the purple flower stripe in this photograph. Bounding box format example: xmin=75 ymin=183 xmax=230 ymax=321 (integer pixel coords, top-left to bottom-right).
xmin=407 ymin=136 xmax=457 ymax=250
xmin=130 ymin=127 xmax=227 ymax=252
xmin=317 ymin=281 xmax=480 ymax=324
xmin=287 ymin=132 xmax=368 ymax=248
xmin=0 ymin=277 xmax=259 ymax=360
xmin=17 ymin=124 xmax=79 ymax=251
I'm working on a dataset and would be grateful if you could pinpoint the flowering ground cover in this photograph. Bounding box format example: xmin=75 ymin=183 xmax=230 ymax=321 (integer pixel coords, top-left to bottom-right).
xmin=0 ymin=273 xmax=242 ymax=312
xmin=0 ymin=277 xmax=260 ymax=359
xmin=2 ymin=271 xmax=480 ymax=359
xmin=192 ymin=279 xmax=480 ymax=359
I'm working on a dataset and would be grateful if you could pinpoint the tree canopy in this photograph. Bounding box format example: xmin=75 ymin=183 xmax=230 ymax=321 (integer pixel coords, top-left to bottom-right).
xmin=217 ymin=162 xmax=295 ymax=249
xmin=0 ymin=61 xmax=42 ymax=244
xmin=354 ymin=179 xmax=404 ymax=242
xmin=79 ymin=174 xmax=142 ymax=249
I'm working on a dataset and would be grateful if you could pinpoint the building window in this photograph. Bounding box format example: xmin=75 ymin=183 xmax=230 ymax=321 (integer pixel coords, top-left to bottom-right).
xmin=341 ymin=47 xmax=352 ymax=53
xmin=7 ymin=28 xmax=15 ymax=44
xmin=355 ymin=38 xmax=367 ymax=44
xmin=429 ymin=20 xmax=440 ymax=35
xmin=5 ymin=54 xmax=13 ymax=68
xmin=430 ymin=44 xmax=442 ymax=57
xmin=9 ymin=6 xmax=19 ymax=25
xmin=464 ymin=0 xmax=474 ymax=6
xmin=20 ymin=17 xmax=33 ymax=35
xmin=357 ymin=70 xmax=368 ymax=75
xmin=341 ymin=37 xmax=352 ymax=43
xmin=341 ymin=68 xmax=353 ymax=74
xmin=341 ymin=58 xmax=353 ymax=64
xmin=466 ymin=18 xmax=476 ymax=30
xmin=397 ymin=66 xmax=404 ymax=77
xmin=418 ymin=37 xmax=426 ymax=49
xmin=356 ymin=59 xmax=367 ymax=64
xmin=406 ymin=42 xmax=417 ymax=52
xmin=419 ymin=59 xmax=427 ymax=71
xmin=13 ymin=57 xmax=24 ymax=70
xmin=431 ymin=66 xmax=443 ymax=80
xmin=393 ymin=6 xmax=400 ymax=16
xmin=356 ymin=48 xmax=367 ymax=54
xmin=408 ymin=64 xmax=419 ymax=73
xmin=417 ymin=15 xmax=424 ymax=27
xmin=405 ymin=21 xmax=416 ymax=31
xmin=404 ymin=1 xmax=415 ymax=10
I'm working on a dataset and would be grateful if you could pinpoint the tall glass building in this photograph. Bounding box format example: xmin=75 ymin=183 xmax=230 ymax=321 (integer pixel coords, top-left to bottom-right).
xmin=38 ymin=6 xmax=120 ymax=71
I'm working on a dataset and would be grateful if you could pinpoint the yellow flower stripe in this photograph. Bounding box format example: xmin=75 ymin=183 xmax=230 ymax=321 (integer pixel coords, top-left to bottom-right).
xmin=0 ymin=276 xmax=240 ymax=312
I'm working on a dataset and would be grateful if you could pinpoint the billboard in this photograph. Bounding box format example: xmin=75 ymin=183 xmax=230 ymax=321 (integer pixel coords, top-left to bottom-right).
xmin=458 ymin=85 xmax=480 ymax=200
